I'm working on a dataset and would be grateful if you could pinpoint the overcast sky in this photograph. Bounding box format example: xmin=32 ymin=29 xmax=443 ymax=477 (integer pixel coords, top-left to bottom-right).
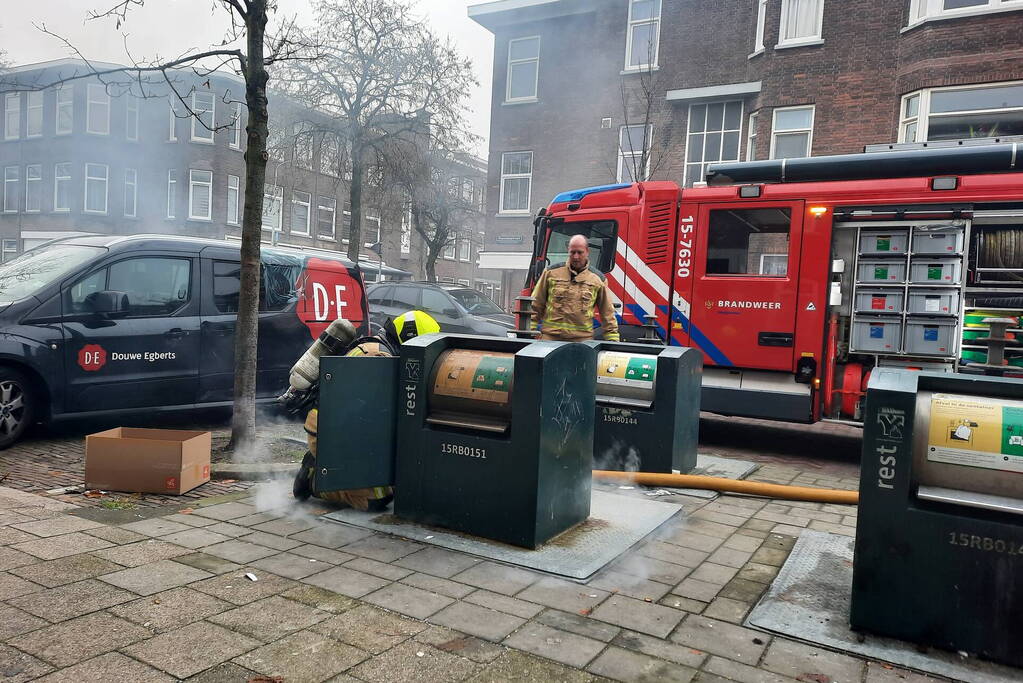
xmin=0 ymin=0 xmax=495 ymax=154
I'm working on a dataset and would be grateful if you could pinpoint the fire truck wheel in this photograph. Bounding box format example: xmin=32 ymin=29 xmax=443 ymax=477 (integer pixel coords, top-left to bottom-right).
xmin=0 ymin=368 xmax=33 ymax=450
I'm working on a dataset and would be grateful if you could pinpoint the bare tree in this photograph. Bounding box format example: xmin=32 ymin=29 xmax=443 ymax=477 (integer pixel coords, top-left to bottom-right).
xmin=611 ymin=36 xmax=666 ymax=184
xmin=276 ymin=0 xmax=477 ymax=262
xmin=20 ymin=0 xmax=309 ymax=452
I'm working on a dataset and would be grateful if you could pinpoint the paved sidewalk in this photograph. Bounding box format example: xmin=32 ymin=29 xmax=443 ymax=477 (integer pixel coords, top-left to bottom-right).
xmin=0 ymin=457 xmax=950 ymax=683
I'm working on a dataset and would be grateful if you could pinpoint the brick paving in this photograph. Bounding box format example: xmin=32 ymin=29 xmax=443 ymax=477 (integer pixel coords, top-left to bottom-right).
xmin=0 ymin=418 xmax=971 ymax=683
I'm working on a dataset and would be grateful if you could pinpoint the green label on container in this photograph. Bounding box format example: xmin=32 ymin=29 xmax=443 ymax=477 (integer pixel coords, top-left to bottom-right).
xmin=927 ymin=265 xmax=942 ymax=280
xmin=625 ymin=357 xmax=657 ymax=382
xmin=1001 ymin=406 xmax=1023 ymax=457
xmin=471 ymin=356 xmax=512 ymax=392
xmin=876 ymin=237 xmax=891 ymax=251
xmin=874 ymin=266 xmax=889 ymax=280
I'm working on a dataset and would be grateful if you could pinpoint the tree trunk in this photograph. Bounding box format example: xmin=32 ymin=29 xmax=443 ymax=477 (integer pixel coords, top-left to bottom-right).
xmin=346 ymin=135 xmax=364 ymax=262
xmin=425 ymin=247 xmax=438 ymax=282
xmin=230 ymin=1 xmax=270 ymax=453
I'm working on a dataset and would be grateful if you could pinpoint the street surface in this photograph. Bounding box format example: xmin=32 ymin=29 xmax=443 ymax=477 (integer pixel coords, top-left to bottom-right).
xmin=0 ymin=413 xmax=953 ymax=682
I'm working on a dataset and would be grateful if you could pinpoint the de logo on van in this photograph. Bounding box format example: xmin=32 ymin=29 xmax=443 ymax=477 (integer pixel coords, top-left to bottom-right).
xmin=77 ymin=344 xmax=108 ymax=372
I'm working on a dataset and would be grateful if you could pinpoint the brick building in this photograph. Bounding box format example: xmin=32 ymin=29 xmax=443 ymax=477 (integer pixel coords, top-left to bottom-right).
xmin=0 ymin=58 xmax=486 ymax=286
xmin=470 ymin=0 xmax=1023 ymax=307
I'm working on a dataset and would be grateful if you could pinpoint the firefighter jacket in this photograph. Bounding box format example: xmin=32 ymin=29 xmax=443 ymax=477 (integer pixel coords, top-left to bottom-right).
xmin=531 ymin=263 xmax=620 ymax=341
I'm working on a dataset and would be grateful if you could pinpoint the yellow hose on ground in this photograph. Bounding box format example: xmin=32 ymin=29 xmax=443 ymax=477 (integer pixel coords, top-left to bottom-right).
xmin=592 ymin=470 xmax=859 ymax=505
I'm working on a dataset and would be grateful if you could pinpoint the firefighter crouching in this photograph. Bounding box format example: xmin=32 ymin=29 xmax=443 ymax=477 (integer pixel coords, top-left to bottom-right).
xmin=531 ymin=233 xmax=620 ymax=342
xmin=280 ymin=311 xmax=441 ymax=510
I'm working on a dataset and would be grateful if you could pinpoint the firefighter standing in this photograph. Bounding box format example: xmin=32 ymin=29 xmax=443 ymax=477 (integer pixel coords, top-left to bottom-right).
xmin=292 ymin=310 xmax=441 ymax=510
xmin=531 ymin=234 xmax=620 ymax=342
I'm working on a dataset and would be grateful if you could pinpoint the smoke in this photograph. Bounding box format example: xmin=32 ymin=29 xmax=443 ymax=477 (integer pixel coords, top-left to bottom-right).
xmin=594 ymin=437 xmax=641 ymax=472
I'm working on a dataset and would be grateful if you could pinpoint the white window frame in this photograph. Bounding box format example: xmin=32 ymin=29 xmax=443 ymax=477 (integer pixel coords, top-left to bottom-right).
xmin=4 ymin=94 xmax=20 ymax=141
xmin=759 ymin=253 xmax=788 ymax=276
xmin=499 ymin=151 xmax=533 ymax=215
xmin=3 ymin=167 xmax=18 ymax=213
xmin=167 ymin=101 xmax=179 ymax=142
xmin=624 ymin=0 xmax=662 ymax=71
xmin=190 ymin=91 xmax=215 ymax=144
xmin=442 ymin=241 xmax=456 ymax=260
xmin=505 ymin=36 xmax=540 ymax=103
xmin=188 ymin=169 xmax=213 ymax=221
xmin=747 ymin=111 xmax=759 ymax=161
xmin=167 ymin=170 xmax=177 ymax=219
xmin=907 ymin=0 xmax=1023 ymax=28
xmin=777 ymin=0 xmax=826 ymax=49
xmin=291 ymin=190 xmax=311 ymax=235
xmin=457 ymin=278 xmax=470 ymax=287
xmin=86 ymin=84 xmax=110 ymax=136
xmin=1 ymin=240 xmax=18 ymax=263
xmin=317 ymin=196 xmax=336 ymax=240
xmin=56 ymin=86 xmax=73 ymax=136
xmin=898 ymin=81 xmax=1023 ymax=143
xmin=25 ymin=164 xmax=41 ymax=213
xmin=126 ymin=98 xmax=139 ymax=142
xmin=26 ymin=91 xmax=43 ymax=138
xmin=230 ymin=102 xmax=243 ymax=150
xmin=227 ymin=174 xmax=240 ymax=225
xmin=54 ymin=162 xmax=71 ymax=212
xmin=684 ymin=101 xmax=744 ymax=187
xmin=458 ymin=239 xmax=471 ymax=262
xmin=751 ymin=0 xmax=768 ymax=56
xmin=400 ymin=201 xmax=412 ymax=256
xmin=770 ymin=105 xmax=816 ymax=160
xmin=84 ymin=163 xmax=109 ymax=214
xmin=262 ymin=185 xmax=283 ymax=232
xmin=617 ymin=124 xmax=653 ymax=183
xmin=364 ymin=215 xmax=381 ymax=248
xmin=124 ymin=168 xmax=137 ymax=218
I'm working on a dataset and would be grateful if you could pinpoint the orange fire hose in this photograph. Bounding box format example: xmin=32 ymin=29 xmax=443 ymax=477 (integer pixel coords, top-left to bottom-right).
xmin=592 ymin=470 xmax=859 ymax=505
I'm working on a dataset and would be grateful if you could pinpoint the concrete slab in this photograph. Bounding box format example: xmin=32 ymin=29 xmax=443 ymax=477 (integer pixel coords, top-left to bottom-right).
xmin=323 ymin=490 xmax=682 ymax=581
xmin=746 ymin=531 xmax=1021 ymax=683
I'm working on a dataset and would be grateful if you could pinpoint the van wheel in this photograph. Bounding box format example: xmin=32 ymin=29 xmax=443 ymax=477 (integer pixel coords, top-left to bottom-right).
xmin=0 ymin=370 xmax=33 ymax=450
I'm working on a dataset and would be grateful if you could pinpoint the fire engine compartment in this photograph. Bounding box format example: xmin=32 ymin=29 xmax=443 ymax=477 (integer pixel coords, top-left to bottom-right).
xmin=827 ymin=204 xmax=1023 ymax=421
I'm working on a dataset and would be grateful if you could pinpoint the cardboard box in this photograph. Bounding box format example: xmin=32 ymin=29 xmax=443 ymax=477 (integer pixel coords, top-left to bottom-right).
xmin=85 ymin=427 xmax=212 ymax=495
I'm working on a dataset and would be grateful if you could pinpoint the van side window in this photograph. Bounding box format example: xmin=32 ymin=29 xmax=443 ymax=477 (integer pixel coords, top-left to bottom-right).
xmin=213 ymin=261 xmax=240 ymax=313
xmin=68 ymin=269 xmax=107 ymax=314
xmin=107 ymin=257 xmax=192 ymax=316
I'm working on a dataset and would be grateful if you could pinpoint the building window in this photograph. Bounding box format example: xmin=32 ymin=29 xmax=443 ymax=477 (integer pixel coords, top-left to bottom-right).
xmin=167 ymin=170 xmax=177 ymax=218
xmin=26 ymin=92 xmax=43 ymax=138
xmin=770 ymin=105 xmax=815 ymax=159
xmin=317 ymin=196 xmax=336 ymax=239
xmin=1 ymin=240 xmax=18 ymax=263
xmin=291 ymin=191 xmax=311 ymax=235
xmin=752 ymin=0 xmax=768 ymax=54
xmin=262 ymin=185 xmax=282 ymax=231
xmin=86 ymin=84 xmax=110 ymax=135
xmin=625 ymin=0 xmax=661 ymax=70
xmin=618 ymin=124 xmax=653 ymax=183
xmin=167 ymin=101 xmax=179 ymax=141
xmin=320 ymin=137 xmax=340 ymax=176
xmin=25 ymin=165 xmax=41 ymax=213
xmin=293 ymin=123 xmax=313 ymax=169
xmin=56 ymin=86 xmax=73 ymax=135
xmin=230 ymin=102 xmax=243 ymax=149
xmin=54 ymin=162 xmax=71 ymax=212
xmin=458 ymin=239 xmax=471 ymax=262
xmin=499 ymin=151 xmax=532 ymax=214
xmin=84 ymin=163 xmax=108 ymax=214
xmin=909 ymin=0 xmax=1023 ymax=25
xmin=442 ymin=241 xmax=456 ymax=260
xmin=899 ymin=81 xmax=1023 ymax=143
xmin=747 ymin=111 xmax=759 ymax=161
xmin=188 ymin=169 xmax=213 ymax=220
xmin=365 ymin=215 xmax=381 ymax=247
xmin=506 ymin=36 xmax=540 ymax=102
xmin=227 ymin=174 xmax=240 ymax=225
xmin=191 ymin=91 xmax=215 ymax=143
xmin=123 ymin=169 xmax=137 ymax=218
xmin=685 ymin=101 xmax=743 ymax=187
xmin=4 ymin=94 xmax=19 ymax=140
xmin=3 ymin=167 xmax=18 ymax=213
xmin=400 ymin=202 xmax=412 ymax=256
xmin=778 ymin=0 xmax=825 ymax=47
xmin=126 ymin=98 xmax=139 ymax=141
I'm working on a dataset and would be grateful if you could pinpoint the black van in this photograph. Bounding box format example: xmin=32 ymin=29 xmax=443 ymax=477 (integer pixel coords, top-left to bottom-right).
xmin=0 ymin=234 xmax=368 ymax=448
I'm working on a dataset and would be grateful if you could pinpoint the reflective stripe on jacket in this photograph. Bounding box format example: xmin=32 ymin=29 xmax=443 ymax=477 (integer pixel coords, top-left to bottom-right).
xmin=530 ymin=264 xmax=620 ymax=341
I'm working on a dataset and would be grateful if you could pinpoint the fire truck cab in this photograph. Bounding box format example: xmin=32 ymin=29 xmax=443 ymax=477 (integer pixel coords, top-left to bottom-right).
xmin=526 ymin=143 xmax=1023 ymax=424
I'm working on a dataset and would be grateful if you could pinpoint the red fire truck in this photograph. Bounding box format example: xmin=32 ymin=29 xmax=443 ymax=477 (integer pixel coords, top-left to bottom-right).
xmin=525 ymin=143 xmax=1023 ymax=424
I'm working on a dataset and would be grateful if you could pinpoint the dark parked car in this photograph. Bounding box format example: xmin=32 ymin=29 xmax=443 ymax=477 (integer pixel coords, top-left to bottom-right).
xmin=0 ymin=234 xmax=369 ymax=448
xmin=367 ymin=281 xmax=514 ymax=337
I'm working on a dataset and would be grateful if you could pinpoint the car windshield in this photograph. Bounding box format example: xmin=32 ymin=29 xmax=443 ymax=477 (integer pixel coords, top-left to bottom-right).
xmin=546 ymin=220 xmax=617 ymax=272
xmin=0 ymin=244 xmax=104 ymax=303
xmin=449 ymin=289 xmax=504 ymax=315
